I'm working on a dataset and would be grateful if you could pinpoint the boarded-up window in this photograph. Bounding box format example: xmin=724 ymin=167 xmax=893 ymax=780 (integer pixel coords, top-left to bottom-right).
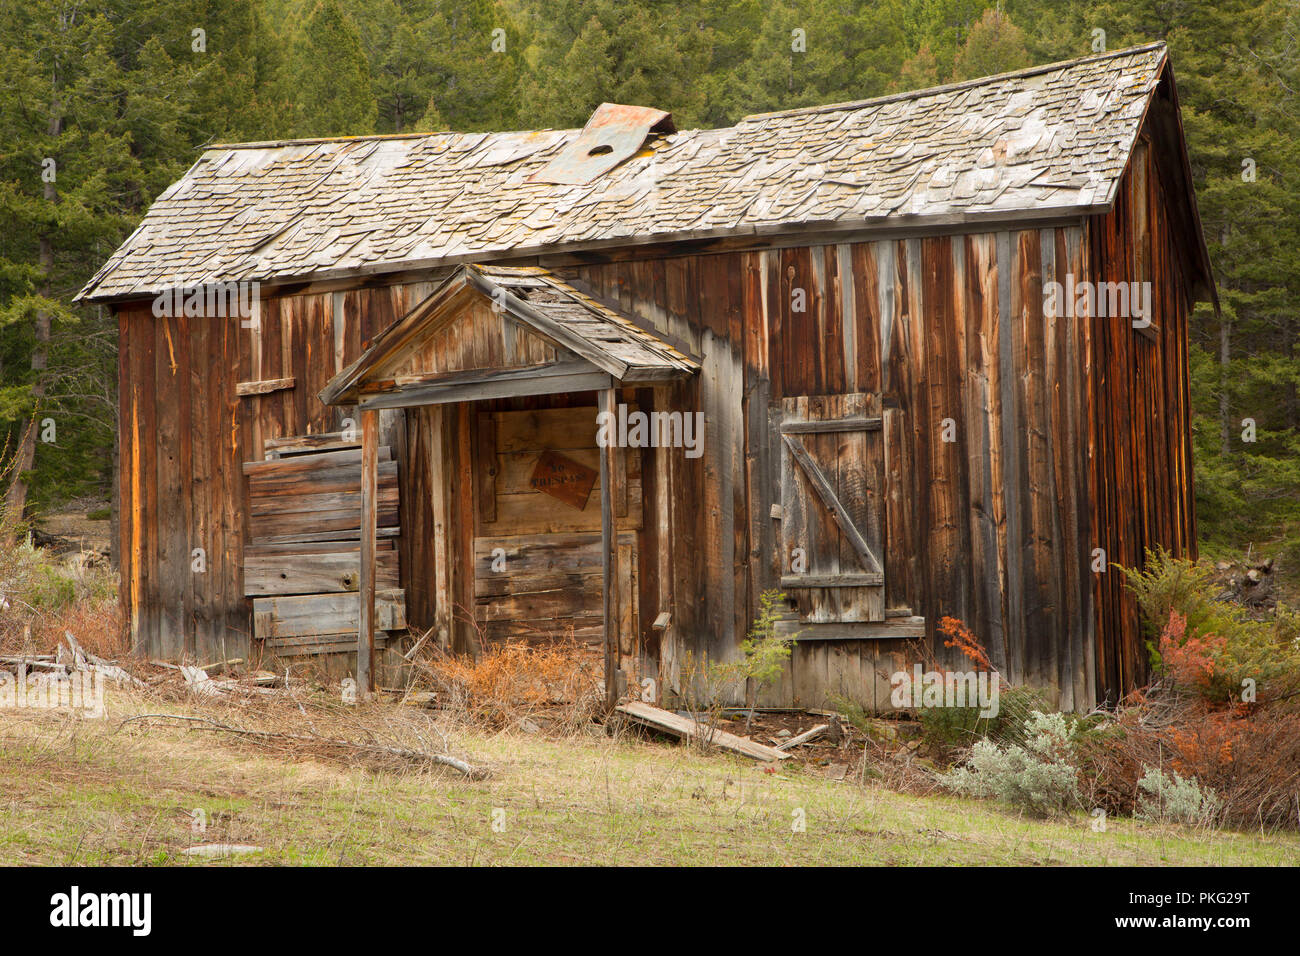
xmin=778 ymin=393 xmax=885 ymax=623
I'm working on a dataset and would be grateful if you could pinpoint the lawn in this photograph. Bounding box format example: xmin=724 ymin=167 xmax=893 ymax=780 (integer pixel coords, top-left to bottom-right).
xmin=1 ymin=688 xmax=1295 ymax=866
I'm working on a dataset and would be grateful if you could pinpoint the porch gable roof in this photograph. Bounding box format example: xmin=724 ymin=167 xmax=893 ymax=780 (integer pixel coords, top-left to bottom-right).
xmin=320 ymin=264 xmax=699 ymax=408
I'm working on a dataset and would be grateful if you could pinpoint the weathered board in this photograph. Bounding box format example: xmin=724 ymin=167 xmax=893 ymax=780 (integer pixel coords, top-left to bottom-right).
xmin=616 ymin=701 xmax=792 ymax=762
xmin=253 ymin=589 xmax=407 ymax=638
xmin=244 ymin=550 xmax=400 ymax=596
xmin=778 ymin=392 xmax=885 ymax=624
xmin=114 ymin=113 xmax=1198 ymax=712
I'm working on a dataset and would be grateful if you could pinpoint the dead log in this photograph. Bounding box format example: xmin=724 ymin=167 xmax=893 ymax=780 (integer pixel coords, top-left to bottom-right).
xmin=776 ymin=723 xmax=829 ymax=751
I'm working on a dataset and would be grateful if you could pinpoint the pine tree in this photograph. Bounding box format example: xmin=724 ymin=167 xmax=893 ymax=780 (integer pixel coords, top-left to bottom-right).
xmin=951 ymin=7 xmax=1031 ymax=80
xmin=291 ymin=0 xmax=377 ymax=136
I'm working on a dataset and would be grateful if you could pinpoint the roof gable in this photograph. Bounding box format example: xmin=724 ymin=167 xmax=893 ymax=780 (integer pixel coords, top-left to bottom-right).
xmin=83 ymin=43 xmax=1174 ymax=303
xmin=321 ymin=265 xmax=698 ymax=407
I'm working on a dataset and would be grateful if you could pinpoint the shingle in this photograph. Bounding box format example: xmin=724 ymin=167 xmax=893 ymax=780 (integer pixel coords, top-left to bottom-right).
xmin=79 ymin=44 xmax=1166 ymax=301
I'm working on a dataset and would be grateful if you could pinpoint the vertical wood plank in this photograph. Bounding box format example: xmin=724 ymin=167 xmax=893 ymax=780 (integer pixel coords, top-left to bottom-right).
xmin=358 ymin=408 xmax=379 ymax=695
xmin=599 ymin=386 xmax=620 ymax=709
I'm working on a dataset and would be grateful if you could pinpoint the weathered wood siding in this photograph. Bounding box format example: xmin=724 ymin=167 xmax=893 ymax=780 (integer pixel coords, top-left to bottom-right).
xmin=1087 ymin=140 xmax=1198 ymax=701
xmin=119 ymin=306 xmax=245 ymax=661
xmin=564 ymin=230 xmax=1092 ymax=708
xmin=116 ymin=281 xmax=435 ymax=663
xmin=561 ymin=168 xmax=1192 ymax=710
xmin=117 ymin=146 xmax=1195 ymax=709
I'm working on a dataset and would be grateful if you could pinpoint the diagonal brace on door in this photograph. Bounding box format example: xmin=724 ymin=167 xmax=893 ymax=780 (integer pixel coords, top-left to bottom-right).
xmin=781 ymin=433 xmax=883 ymax=574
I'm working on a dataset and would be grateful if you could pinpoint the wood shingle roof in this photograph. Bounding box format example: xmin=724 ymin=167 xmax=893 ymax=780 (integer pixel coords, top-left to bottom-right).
xmin=80 ymin=43 xmax=1169 ymax=303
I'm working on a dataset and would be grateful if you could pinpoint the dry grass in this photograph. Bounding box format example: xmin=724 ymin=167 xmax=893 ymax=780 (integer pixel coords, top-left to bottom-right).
xmin=2 ymin=682 xmax=1297 ymax=866
xmin=0 ymin=539 xmax=122 ymax=658
xmin=413 ymin=637 xmax=603 ymax=733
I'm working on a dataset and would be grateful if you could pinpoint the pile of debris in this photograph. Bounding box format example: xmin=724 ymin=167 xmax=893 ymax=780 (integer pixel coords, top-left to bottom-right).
xmin=0 ymin=636 xmax=488 ymax=779
xmin=0 ymin=631 xmax=147 ymax=692
xmin=1211 ymin=554 xmax=1278 ymax=613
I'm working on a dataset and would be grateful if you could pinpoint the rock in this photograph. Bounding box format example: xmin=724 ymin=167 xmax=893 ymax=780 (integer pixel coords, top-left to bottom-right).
xmin=518 ymin=717 xmax=542 ymax=734
xmin=181 ymin=844 xmax=263 ymax=859
xmin=824 ymin=763 xmax=849 ymax=781
xmin=776 ymin=728 xmax=792 ymax=738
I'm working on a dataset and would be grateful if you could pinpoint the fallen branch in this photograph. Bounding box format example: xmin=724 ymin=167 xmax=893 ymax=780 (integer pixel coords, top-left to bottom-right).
xmin=64 ymin=631 xmax=148 ymax=688
xmin=116 ymin=713 xmax=488 ymax=779
xmin=776 ymin=723 xmax=829 ymax=751
xmin=0 ymin=656 xmax=65 ymax=671
xmin=402 ymin=624 xmax=438 ymax=662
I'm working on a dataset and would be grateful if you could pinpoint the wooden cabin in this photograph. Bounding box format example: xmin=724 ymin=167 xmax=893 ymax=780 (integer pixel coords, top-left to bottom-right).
xmin=79 ymin=43 xmax=1214 ymax=711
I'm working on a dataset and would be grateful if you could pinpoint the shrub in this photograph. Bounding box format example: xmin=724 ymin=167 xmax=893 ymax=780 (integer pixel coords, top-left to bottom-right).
xmin=1155 ymin=609 xmax=1223 ymax=691
xmin=1137 ymin=767 xmax=1221 ymax=827
xmin=1118 ymin=546 xmax=1223 ymax=643
xmin=903 ymin=618 xmax=1056 ymax=752
xmin=0 ymin=534 xmax=122 ymax=656
xmin=918 ymin=683 xmax=1053 ymax=751
xmin=1072 ymin=695 xmax=1300 ymax=832
xmin=941 ymin=711 xmax=1081 ymax=816
xmin=679 ymin=589 xmax=795 ymax=735
xmin=419 ymin=638 xmax=600 ymax=731
xmin=1120 ymin=548 xmax=1300 ymax=703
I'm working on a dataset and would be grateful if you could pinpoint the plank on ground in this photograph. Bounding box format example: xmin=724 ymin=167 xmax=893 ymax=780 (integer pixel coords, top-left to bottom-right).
xmin=616 ymin=701 xmax=792 ymax=762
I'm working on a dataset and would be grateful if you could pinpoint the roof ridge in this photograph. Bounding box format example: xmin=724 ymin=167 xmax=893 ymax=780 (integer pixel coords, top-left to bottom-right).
xmin=203 ymin=42 xmax=1167 ymax=154
xmin=205 ymin=128 xmax=579 ymax=152
xmin=739 ymin=41 xmax=1168 ymax=122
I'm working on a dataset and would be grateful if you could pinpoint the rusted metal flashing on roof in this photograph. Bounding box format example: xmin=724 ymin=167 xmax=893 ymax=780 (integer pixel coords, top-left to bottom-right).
xmin=532 ymin=103 xmax=675 ymax=186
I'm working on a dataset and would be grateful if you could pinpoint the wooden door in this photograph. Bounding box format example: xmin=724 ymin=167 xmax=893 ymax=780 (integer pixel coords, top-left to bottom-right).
xmin=778 ymin=393 xmax=885 ymax=623
xmin=471 ymin=404 xmax=640 ymax=646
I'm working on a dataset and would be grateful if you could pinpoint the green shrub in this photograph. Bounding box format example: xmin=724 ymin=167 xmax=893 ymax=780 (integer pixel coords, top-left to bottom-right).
xmin=1136 ymin=767 xmax=1221 ymax=827
xmin=940 ymin=711 xmax=1081 ymax=816
xmin=1119 ymin=547 xmax=1300 ymax=702
xmin=917 ymin=683 xmax=1052 ymax=751
xmin=1118 ymin=546 xmax=1230 ymax=645
xmin=1 ymin=537 xmax=116 ymax=618
xmin=679 ymin=590 xmax=795 ymax=734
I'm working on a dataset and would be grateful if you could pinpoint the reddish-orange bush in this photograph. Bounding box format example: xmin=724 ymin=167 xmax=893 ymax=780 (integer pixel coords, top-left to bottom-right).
xmin=1155 ymin=609 xmax=1225 ymax=691
xmin=1076 ymin=695 xmax=1300 ymax=831
xmin=939 ymin=615 xmax=996 ymax=672
xmin=420 ymin=638 xmax=600 ymax=729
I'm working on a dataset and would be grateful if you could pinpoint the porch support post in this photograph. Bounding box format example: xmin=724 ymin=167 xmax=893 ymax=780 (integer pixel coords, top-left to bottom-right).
xmin=599 ymin=386 xmax=621 ymax=710
xmin=358 ymin=407 xmax=379 ymax=697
